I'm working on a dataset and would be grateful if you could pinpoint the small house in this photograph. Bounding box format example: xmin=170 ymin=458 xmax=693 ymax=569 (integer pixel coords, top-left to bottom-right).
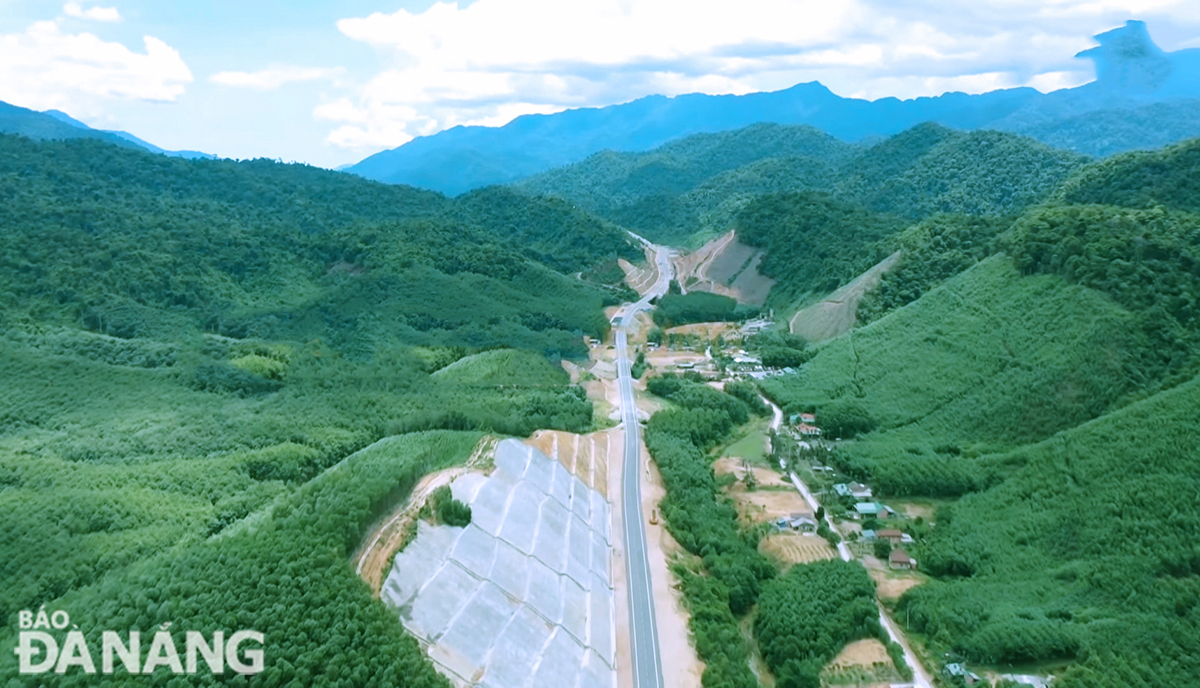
xmin=853 ymin=502 xmax=894 ymax=519
xmin=944 ymin=663 xmax=981 ymax=685
xmin=877 ymin=528 xmax=904 ymax=544
xmin=797 ymin=423 xmax=822 ymax=437
xmin=860 ymin=529 xmax=877 ymax=542
xmin=799 ymin=413 xmax=817 ymax=424
xmin=789 ymin=516 xmax=818 ymax=532
xmin=889 ymin=549 xmax=916 ymax=570
xmin=834 ymin=482 xmax=872 ymax=499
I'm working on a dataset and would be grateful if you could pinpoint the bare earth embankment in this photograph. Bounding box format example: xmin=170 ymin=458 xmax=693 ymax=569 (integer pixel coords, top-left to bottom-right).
xmin=672 ymin=231 xmax=774 ymax=305
xmin=789 ymin=250 xmax=902 ymax=342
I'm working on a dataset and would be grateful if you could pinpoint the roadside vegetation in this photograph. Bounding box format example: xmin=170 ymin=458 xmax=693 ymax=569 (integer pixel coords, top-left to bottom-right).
xmin=652 ymin=285 xmax=760 ymax=327
xmin=645 ymin=377 xmax=902 ymax=688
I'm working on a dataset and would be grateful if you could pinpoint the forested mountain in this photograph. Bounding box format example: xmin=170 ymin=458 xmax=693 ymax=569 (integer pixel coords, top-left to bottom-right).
xmin=348 ymin=21 xmax=1200 ymax=194
xmin=0 ymin=133 xmax=637 ymax=352
xmin=516 ymin=123 xmax=855 ymax=213
xmin=758 ymin=136 xmax=1200 ymax=687
xmin=0 ymin=131 xmax=635 ymax=684
xmin=516 ymin=119 xmax=1085 ymax=254
xmin=0 ymin=99 xmax=211 ymax=159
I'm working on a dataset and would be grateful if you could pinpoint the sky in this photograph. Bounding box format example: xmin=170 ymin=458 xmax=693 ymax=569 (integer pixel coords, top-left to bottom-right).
xmin=2 ymin=1 xmax=1199 ymax=168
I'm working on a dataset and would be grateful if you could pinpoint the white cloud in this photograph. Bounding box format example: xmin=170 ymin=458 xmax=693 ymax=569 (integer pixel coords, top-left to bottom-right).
xmin=211 ymin=66 xmax=343 ymax=90
xmin=0 ymin=19 xmax=191 ymax=113
xmin=322 ymin=0 xmax=1200 ymax=150
xmin=63 ymin=2 xmax=122 ymax=22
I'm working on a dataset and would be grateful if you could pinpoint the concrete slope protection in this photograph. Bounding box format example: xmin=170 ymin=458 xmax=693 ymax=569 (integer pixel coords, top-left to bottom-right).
xmin=383 ymin=439 xmax=615 ymax=688
xmin=615 ymin=240 xmax=673 ymax=688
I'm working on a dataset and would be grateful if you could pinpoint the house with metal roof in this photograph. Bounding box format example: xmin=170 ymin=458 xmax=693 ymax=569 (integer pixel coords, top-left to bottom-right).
xmin=853 ymin=502 xmax=895 ymax=519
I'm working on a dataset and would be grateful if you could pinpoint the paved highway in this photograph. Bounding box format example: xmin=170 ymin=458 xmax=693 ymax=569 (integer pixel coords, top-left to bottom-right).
xmin=616 ymin=241 xmax=672 ymax=688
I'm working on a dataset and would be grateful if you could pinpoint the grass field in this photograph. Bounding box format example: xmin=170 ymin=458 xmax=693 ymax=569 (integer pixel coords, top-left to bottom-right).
xmin=720 ymin=422 xmax=771 ymax=465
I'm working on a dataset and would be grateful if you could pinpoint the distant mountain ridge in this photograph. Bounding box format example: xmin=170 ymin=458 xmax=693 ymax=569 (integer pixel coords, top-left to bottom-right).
xmin=516 ymin=121 xmax=1087 ymax=246
xmin=346 ymin=20 xmax=1200 ymax=195
xmin=0 ymin=100 xmax=213 ymax=160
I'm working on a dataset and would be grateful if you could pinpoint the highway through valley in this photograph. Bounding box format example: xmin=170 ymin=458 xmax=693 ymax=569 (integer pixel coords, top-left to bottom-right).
xmin=616 ymin=241 xmax=673 ymax=688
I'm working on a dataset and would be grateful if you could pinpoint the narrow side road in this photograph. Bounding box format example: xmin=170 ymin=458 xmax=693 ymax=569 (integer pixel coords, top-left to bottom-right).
xmin=617 ymin=241 xmax=673 ymax=688
xmin=762 ymin=396 xmax=933 ymax=688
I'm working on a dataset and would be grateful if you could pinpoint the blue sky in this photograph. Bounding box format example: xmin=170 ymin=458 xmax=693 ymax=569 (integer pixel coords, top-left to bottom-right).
xmin=2 ymin=1 xmax=1199 ymax=168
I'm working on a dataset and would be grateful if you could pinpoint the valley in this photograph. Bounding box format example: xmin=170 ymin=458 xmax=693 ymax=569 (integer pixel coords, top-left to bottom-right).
xmin=3 ymin=22 xmax=1200 ymax=686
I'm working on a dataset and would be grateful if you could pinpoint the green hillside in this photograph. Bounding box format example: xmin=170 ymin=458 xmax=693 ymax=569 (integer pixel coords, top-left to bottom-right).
xmin=762 ymin=258 xmax=1145 ymax=484
xmin=514 ymin=123 xmax=855 ymax=245
xmin=0 ymin=133 xmax=634 ymax=354
xmin=735 ymin=192 xmax=907 ymax=307
xmin=432 ymin=348 xmax=568 ymax=386
xmin=0 ymin=430 xmax=482 ymax=687
xmin=1054 ymin=135 xmax=1200 ymax=212
xmin=512 ymin=122 xmax=1084 ymax=250
xmin=901 ymin=375 xmax=1200 ymax=687
xmin=0 ymin=132 xmax=626 ymax=683
xmin=835 ymin=124 xmax=1088 ymax=218
xmin=757 ymin=137 xmax=1200 ymax=685
xmin=516 ymin=122 xmax=853 ymax=213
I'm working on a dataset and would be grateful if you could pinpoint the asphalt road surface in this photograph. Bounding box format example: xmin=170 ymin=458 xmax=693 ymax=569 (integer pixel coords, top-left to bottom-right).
xmin=616 ymin=241 xmax=672 ymax=688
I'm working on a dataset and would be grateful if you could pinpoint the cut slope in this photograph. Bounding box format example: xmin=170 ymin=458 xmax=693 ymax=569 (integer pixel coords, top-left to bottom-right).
xmin=788 ymin=251 xmax=902 ymax=342
xmin=672 ymin=231 xmax=774 ymax=306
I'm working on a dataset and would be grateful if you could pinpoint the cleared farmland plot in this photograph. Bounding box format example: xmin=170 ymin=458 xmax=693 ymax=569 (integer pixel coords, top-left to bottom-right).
xmin=759 ymin=532 xmax=837 ymax=568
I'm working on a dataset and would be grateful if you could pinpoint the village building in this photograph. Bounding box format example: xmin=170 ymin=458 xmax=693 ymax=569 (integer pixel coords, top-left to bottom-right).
xmin=834 ymin=482 xmax=873 ymax=499
xmin=797 ymin=423 xmax=822 ymax=437
xmin=889 ymin=549 xmax=916 ymax=570
xmin=944 ymin=663 xmax=981 ymax=685
xmin=877 ymin=528 xmax=904 ymax=545
xmin=853 ymin=502 xmax=895 ymax=519
xmin=775 ymin=515 xmax=818 ymax=532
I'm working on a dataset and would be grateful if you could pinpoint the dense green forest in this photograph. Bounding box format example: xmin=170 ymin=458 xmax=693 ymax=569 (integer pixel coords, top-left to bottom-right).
xmin=0 ymin=132 xmax=635 ymax=683
xmin=735 ymin=192 xmax=906 ymax=307
xmin=642 ymin=378 xmax=772 ymax=688
xmin=756 ymin=137 xmax=1200 ymax=684
xmin=900 ymin=376 xmax=1200 ymax=686
xmin=754 ymin=561 xmax=905 ymax=688
xmin=0 ymin=133 xmax=637 ymax=354
xmin=1 ymin=431 xmax=480 ymax=686
xmin=512 ymin=122 xmax=1084 ymax=249
xmin=651 ymin=287 xmax=760 ymax=328
xmin=514 ymin=123 xmax=855 ymax=245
